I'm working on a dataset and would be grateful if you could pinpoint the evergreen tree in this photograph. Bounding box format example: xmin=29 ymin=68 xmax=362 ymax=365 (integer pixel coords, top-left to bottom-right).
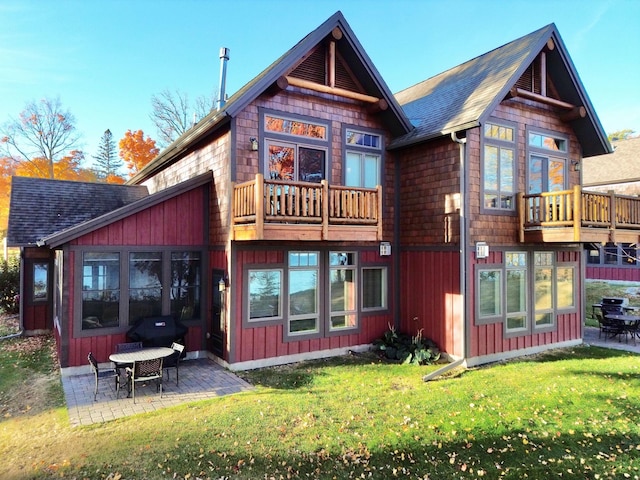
xmin=93 ymin=129 xmax=122 ymax=180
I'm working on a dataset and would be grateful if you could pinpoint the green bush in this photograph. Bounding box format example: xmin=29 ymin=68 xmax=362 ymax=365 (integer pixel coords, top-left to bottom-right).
xmin=373 ymin=323 xmax=440 ymax=365
xmin=0 ymin=258 xmax=20 ymax=314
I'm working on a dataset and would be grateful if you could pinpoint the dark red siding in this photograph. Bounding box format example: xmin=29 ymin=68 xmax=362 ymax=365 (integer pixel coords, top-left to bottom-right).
xmin=399 ymin=249 xmax=463 ymax=357
xmin=229 ymin=247 xmax=392 ymax=365
xmin=62 ymin=187 xmax=206 ymax=367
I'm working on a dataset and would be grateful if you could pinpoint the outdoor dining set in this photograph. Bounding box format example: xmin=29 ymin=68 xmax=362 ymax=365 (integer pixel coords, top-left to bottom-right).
xmin=88 ymin=341 xmax=185 ymax=403
xmin=593 ymin=297 xmax=640 ymax=344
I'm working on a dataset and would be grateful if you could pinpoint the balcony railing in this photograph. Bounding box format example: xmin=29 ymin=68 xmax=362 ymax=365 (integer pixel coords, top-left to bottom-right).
xmin=231 ymin=174 xmax=382 ymax=241
xmin=518 ymin=186 xmax=640 ymax=243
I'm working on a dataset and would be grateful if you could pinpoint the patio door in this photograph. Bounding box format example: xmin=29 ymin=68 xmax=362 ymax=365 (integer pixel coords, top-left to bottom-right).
xmin=210 ymin=269 xmax=224 ymax=357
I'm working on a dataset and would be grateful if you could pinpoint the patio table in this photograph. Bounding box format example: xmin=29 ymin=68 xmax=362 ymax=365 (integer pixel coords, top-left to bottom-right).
xmin=603 ymin=314 xmax=640 ymax=343
xmin=109 ymin=347 xmax=174 ymax=397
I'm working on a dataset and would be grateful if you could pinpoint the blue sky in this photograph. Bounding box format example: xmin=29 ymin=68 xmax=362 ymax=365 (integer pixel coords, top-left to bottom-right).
xmin=1 ymin=0 xmax=638 ymax=165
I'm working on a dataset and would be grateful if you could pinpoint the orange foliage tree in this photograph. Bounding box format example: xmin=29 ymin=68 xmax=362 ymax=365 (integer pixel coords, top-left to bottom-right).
xmin=118 ymin=130 xmax=159 ymax=177
xmin=0 ymin=157 xmax=16 ymax=237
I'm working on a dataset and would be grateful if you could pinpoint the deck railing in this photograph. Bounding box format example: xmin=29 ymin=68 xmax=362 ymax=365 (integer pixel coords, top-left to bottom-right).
xmin=232 ymin=174 xmax=382 ymax=239
xmin=519 ymin=186 xmax=640 ymax=241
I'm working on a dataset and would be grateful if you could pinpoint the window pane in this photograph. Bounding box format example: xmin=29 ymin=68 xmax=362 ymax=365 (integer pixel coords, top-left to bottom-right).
xmin=330 ymin=269 xmax=356 ymax=312
xmin=556 ymin=266 xmax=575 ymax=309
xmin=82 ymin=252 xmax=120 ymax=330
xmin=345 ymin=152 xmax=361 ymax=186
xmin=346 ymin=130 xmax=381 ymax=148
xmin=484 ymin=145 xmax=498 ymax=191
xmin=536 ymin=313 xmax=553 ymax=326
xmin=129 ymin=252 xmax=162 ymax=324
xmin=268 ymin=143 xmax=294 ymax=180
xmin=249 ymin=270 xmax=281 ymax=320
xmin=549 ymin=159 xmax=565 ymax=191
xmin=479 ymin=270 xmax=501 ymax=317
xmin=33 ymin=263 xmax=48 ymax=301
xmin=299 ymin=147 xmax=325 ymax=182
xmin=289 ymin=318 xmax=318 ymax=333
xmin=529 ymin=156 xmax=543 ymax=194
xmin=265 ymin=115 xmax=326 ymax=139
xmin=500 ymin=149 xmax=514 ymax=192
xmin=506 ymin=269 xmax=526 ymax=313
xmin=170 ymin=252 xmax=201 ymax=320
xmin=363 ymin=267 xmax=386 ymax=310
xmin=535 ymin=267 xmax=553 ymax=310
xmin=507 ymin=316 xmax=526 ymax=330
xmin=331 ymin=314 xmax=357 ymax=329
xmin=363 ymin=154 xmax=380 ymax=188
xmin=329 ymin=252 xmax=355 ymax=266
xmin=289 ymin=270 xmax=317 ymax=316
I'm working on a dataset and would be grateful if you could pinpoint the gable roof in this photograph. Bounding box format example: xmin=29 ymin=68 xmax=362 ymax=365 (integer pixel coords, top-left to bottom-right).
xmin=390 ymin=23 xmax=612 ymax=157
xmin=583 ymin=136 xmax=640 ymax=187
xmin=7 ymin=177 xmax=148 ymax=247
xmin=40 ymin=171 xmax=212 ymax=248
xmin=129 ymin=10 xmax=412 ymax=184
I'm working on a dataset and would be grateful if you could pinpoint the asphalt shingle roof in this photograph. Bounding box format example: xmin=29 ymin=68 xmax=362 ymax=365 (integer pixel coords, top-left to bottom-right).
xmin=583 ymin=136 xmax=640 ymax=186
xmin=390 ymin=24 xmax=555 ymax=148
xmin=7 ymin=177 xmax=148 ymax=246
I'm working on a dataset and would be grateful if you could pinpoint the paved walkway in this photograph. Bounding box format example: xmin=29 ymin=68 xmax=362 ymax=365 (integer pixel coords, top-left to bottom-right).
xmin=62 ymin=358 xmax=253 ymax=427
xmin=583 ymin=326 xmax=640 ymax=354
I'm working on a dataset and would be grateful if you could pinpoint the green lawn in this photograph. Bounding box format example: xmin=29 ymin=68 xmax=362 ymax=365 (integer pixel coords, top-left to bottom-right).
xmin=1 ymin=334 xmax=639 ymax=479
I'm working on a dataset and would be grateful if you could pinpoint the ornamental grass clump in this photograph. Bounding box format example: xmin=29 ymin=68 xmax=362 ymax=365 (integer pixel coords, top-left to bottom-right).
xmin=373 ymin=323 xmax=440 ymax=365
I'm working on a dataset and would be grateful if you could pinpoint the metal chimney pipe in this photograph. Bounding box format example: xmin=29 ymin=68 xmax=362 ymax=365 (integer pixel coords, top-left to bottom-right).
xmin=217 ymin=47 xmax=230 ymax=110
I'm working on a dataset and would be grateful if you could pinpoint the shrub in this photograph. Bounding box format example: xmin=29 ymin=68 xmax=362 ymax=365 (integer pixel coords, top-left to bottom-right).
xmin=0 ymin=258 xmax=20 ymax=314
xmin=373 ymin=323 xmax=440 ymax=365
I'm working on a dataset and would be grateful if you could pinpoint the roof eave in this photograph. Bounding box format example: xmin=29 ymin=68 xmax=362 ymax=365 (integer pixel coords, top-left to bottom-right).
xmin=43 ymin=171 xmax=213 ymax=248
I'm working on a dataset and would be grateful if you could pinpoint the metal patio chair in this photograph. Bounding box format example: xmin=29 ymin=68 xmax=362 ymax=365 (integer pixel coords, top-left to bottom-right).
xmin=88 ymin=352 xmax=120 ymax=401
xmin=164 ymin=342 xmax=185 ymax=386
xmin=126 ymin=357 xmax=163 ymax=404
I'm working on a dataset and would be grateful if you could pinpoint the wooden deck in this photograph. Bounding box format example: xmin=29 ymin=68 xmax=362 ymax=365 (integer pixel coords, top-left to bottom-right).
xmin=518 ymin=186 xmax=640 ymax=243
xmin=231 ymin=174 xmax=383 ymax=242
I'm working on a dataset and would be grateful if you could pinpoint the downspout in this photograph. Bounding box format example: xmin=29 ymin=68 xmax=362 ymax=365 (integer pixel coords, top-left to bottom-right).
xmin=423 ymin=131 xmax=467 ymax=381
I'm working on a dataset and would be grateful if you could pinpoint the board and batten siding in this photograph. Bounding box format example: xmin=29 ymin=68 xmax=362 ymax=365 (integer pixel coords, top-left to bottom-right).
xmin=398 ymin=249 xmax=463 ymax=358
xmin=61 ymin=187 xmax=207 ymax=367
xmin=228 ymin=248 xmax=392 ymax=365
xmin=468 ymin=249 xmax=582 ymax=362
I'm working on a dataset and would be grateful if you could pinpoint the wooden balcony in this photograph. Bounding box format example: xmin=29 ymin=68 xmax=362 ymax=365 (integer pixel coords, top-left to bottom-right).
xmin=518 ymin=186 xmax=640 ymax=244
xmin=231 ymin=174 xmax=383 ymax=242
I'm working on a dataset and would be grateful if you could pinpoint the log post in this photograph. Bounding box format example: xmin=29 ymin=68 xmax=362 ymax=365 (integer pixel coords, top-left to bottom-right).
xmin=377 ymin=185 xmax=383 ymax=241
xmin=255 ymin=174 xmax=264 ymax=240
xmin=573 ymin=185 xmax=581 ymax=242
xmin=321 ymin=180 xmax=329 ymax=240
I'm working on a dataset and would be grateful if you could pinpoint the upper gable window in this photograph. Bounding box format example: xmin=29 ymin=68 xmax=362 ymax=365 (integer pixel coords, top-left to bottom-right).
xmin=482 ymin=121 xmax=516 ymax=212
xmin=529 ymin=133 xmax=566 ymax=152
xmin=262 ymin=112 xmax=329 ymax=183
xmin=265 ymin=115 xmax=327 ymax=140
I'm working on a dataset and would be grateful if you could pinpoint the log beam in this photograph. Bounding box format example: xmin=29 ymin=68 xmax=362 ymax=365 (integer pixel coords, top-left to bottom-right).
xmin=507 ymin=87 xmax=577 ymax=110
xmin=284 ymin=75 xmax=382 ymax=103
xmin=559 ymin=106 xmax=587 ymax=122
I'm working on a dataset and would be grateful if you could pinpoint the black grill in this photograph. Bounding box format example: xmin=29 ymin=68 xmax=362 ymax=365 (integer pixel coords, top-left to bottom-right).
xmin=126 ymin=315 xmax=188 ymax=353
xmin=600 ymin=297 xmax=627 ymax=316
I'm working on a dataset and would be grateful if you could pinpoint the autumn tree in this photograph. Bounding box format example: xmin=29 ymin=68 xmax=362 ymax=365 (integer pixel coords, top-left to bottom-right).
xmin=150 ymin=89 xmax=217 ymax=148
xmin=0 ymin=97 xmax=81 ymax=179
xmin=608 ymin=129 xmax=636 ymax=141
xmin=118 ymin=130 xmax=159 ymax=177
xmin=93 ymin=129 xmax=123 ymax=180
xmin=0 ymin=157 xmax=16 ymax=237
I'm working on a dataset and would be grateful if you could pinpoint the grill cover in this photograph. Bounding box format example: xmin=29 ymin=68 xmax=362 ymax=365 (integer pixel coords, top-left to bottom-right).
xmin=126 ymin=315 xmax=188 ymax=352
xmin=600 ymin=297 xmax=627 ymax=316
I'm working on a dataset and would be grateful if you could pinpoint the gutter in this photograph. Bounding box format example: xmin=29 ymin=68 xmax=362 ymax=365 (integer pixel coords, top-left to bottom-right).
xmin=424 ymin=130 xmax=468 ymax=381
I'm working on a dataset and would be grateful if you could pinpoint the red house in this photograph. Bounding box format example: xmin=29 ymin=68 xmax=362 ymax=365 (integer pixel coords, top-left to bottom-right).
xmin=8 ymin=12 xmax=617 ymax=373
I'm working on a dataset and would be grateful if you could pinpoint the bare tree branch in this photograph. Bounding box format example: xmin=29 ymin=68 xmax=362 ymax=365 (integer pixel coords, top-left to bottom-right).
xmin=0 ymin=97 xmax=81 ymax=179
xmin=150 ymin=89 xmax=217 ymax=149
